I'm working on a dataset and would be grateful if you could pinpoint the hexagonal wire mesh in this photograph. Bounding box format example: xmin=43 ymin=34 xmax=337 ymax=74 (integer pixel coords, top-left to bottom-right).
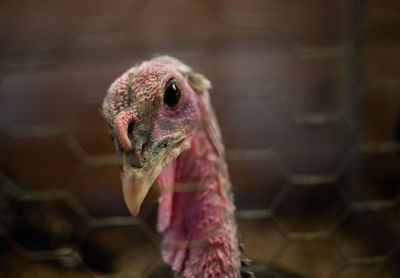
xmin=0 ymin=0 xmax=399 ymax=277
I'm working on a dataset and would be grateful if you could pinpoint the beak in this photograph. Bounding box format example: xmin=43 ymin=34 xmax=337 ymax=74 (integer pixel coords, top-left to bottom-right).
xmin=120 ymin=134 xmax=190 ymax=216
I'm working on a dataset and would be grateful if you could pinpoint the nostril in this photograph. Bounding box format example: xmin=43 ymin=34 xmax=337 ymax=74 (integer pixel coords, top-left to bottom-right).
xmin=113 ymin=110 xmax=137 ymax=151
xmin=130 ymin=133 xmax=147 ymax=167
xmin=133 ymin=133 xmax=146 ymax=154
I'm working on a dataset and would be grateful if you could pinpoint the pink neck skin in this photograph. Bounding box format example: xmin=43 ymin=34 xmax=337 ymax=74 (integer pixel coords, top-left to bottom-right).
xmin=157 ymin=121 xmax=241 ymax=278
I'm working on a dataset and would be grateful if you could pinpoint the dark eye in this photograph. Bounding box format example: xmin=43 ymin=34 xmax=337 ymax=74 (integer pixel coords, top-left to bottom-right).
xmin=164 ymin=79 xmax=181 ymax=108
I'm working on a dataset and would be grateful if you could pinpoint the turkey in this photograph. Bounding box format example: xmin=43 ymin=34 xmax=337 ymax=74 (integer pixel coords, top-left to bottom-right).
xmin=102 ymin=56 xmax=303 ymax=278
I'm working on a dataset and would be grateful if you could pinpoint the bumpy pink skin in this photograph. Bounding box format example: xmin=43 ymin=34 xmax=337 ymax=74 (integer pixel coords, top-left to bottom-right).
xmin=157 ymin=130 xmax=240 ymax=277
xmin=113 ymin=110 xmax=137 ymax=150
xmin=103 ymin=57 xmax=241 ymax=277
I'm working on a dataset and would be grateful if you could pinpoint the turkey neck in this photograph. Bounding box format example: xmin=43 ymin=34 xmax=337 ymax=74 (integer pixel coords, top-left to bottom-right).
xmin=157 ymin=112 xmax=241 ymax=278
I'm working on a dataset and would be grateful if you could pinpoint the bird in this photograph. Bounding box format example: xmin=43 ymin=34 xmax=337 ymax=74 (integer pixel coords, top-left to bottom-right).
xmin=102 ymin=56 xmax=304 ymax=278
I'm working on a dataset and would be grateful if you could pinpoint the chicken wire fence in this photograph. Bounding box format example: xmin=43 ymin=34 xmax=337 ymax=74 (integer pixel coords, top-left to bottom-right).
xmin=0 ymin=0 xmax=400 ymax=277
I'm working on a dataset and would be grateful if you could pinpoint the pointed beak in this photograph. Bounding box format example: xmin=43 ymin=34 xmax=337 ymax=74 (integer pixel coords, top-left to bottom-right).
xmin=121 ymin=157 xmax=159 ymax=216
xmin=120 ymin=134 xmax=190 ymax=216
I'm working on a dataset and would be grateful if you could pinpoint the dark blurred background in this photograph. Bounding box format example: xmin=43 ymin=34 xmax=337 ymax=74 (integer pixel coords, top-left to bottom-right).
xmin=0 ymin=0 xmax=399 ymax=277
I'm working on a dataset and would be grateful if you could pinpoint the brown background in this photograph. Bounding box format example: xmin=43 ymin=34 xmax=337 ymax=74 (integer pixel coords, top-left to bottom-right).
xmin=0 ymin=0 xmax=399 ymax=277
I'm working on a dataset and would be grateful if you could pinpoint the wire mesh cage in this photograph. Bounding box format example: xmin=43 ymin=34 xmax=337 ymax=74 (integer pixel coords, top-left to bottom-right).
xmin=0 ymin=0 xmax=399 ymax=277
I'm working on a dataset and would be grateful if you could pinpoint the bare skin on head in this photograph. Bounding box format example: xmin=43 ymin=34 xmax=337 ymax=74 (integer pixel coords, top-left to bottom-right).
xmin=102 ymin=56 xmax=241 ymax=277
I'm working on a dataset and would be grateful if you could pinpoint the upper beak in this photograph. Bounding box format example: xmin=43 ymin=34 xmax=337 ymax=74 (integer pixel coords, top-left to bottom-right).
xmin=121 ymin=155 xmax=158 ymax=216
xmin=119 ymin=134 xmax=190 ymax=216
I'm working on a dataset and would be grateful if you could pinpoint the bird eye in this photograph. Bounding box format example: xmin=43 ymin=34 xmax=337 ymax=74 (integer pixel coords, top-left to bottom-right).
xmin=164 ymin=79 xmax=181 ymax=108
